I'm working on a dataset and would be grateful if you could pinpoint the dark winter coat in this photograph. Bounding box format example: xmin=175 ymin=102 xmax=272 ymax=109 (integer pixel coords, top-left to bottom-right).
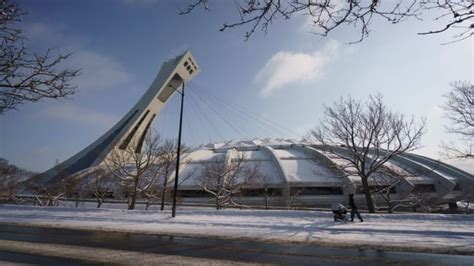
xmin=349 ymin=196 xmax=357 ymax=209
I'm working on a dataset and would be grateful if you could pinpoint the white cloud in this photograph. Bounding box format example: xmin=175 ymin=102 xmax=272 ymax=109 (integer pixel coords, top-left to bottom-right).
xmin=37 ymin=103 xmax=119 ymax=130
xmin=256 ymin=40 xmax=339 ymax=97
xmin=22 ymin=22 xmax=130 ymax=91
xmin=22 ymin=22 xmax=86 ymax=49
xmin=23 ymin=22 xmax=64 ymax=42
xmin=68 ymin=50 xmax=131 ymax=91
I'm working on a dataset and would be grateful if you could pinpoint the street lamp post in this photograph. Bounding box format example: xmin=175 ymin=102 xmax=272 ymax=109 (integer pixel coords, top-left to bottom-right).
xmin=171 ymin=82 xmax=185 ymax=218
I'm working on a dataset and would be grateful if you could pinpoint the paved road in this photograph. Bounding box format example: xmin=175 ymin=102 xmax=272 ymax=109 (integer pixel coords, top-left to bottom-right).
xmin=0 ymin=224 xmax=472 ymax=265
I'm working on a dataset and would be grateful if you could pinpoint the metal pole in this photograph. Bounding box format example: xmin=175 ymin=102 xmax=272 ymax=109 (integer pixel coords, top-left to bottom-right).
xmin=172 ymin=82 xmax=185 ymax=218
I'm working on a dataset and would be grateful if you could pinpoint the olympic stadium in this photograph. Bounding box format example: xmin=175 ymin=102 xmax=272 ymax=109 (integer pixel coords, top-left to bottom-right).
xmin=166 ymin=139 xmax=473 ymax=209
xmin=33 ymin=51 xmax=474 ymax=210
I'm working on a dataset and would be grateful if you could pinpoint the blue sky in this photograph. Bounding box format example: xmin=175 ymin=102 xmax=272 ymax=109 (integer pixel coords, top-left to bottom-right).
xmin=0 ymin=0 xmax=472 ymax=172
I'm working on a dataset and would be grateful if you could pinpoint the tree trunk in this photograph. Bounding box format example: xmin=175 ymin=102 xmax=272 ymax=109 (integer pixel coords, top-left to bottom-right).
xmin=160 ymin=188 xmax=166 ymax=211
xmin=361 ymin=176 xmax=375 ymax=213
xmin=264 ymin=188 xmax=269 ymax=210
xmin=386 ymin=191 xmax=392 ymax=213
xmin=33 ymin=193 xmax=43 ymax=206
xmin=75 ymin=195 xmax=79 ymax=208
xmin=129 ymin=192 xmax=137 ymax=210
xmin=97 ymin=198 xmax=103 ymax=208
xmin=145 ymin=197 xmax=151 ymax=210
xmin=8 ymin=188 xmax=15 ymax=203
xmin=129 ymin=196 xmax=136 ymax=210
xmin=129 ymin=176 xmax=140 ymax=210
xmin=160 ymin=172 xmax=168 ymax=211
xmin=160 ymin=167 xmax=168 ymax=211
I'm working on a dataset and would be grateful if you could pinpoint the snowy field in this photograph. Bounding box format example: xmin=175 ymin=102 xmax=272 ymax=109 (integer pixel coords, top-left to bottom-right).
xmin=0 ymin=204 xmax=473 ymax=255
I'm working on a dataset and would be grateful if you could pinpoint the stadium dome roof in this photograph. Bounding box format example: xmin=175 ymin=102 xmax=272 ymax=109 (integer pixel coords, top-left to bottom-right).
xmin=167 ymin=139 xmax=473 ymax=208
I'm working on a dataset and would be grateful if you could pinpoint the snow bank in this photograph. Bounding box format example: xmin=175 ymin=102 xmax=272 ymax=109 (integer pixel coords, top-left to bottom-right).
xmin=0 ymin=205 xmax=472 ymax=255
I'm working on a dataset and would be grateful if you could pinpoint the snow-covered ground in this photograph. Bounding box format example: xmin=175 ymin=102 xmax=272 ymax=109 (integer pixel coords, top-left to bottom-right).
xmin=0 ymin=205 xmax=473 ymax=255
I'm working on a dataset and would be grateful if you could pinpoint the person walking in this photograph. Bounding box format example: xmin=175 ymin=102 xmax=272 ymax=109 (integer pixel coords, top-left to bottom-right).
xmin=349 ymin=194 xmax=363 ymax=222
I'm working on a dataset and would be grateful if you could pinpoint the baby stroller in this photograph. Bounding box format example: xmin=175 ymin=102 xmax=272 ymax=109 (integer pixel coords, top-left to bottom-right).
xmin=331 ymin=203 xmax=348 ymax=222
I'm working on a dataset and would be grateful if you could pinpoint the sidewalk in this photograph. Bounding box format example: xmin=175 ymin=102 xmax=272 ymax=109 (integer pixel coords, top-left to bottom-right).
xmin=0 ymin=205 xmax=472 ymax=255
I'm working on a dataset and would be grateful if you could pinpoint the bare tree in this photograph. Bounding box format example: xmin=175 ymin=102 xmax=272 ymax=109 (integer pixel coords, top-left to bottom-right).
xmin=460 ymin=186 xmax=473 ymax=214
xmin=63 ymin=176 xmax=83 ymax=208
xmin=0 ymin=158 xmax=33 ymax=202
xmin=105 ymin=132 xmax=164 ymax=210
xmin=288 ymin=188 xmax=304 ymax=210
xmin=0 ymin=0 xmax=79 ymax=114
xmin=368 ymin=167 xmax=404 ymax=213
xmin=158 ymin=140 xmax=182 ymax=211
xmin=390 ymin=188 xmax=434 ymax=212
xmin=85 ymin=168 xmax=115 ymax=208
xmin=0 ymin=158 xmax=18 ymax=202
xmin=27 ymin=163 xmax=69 ymax=207
xmin=143 ymin=184 xmax=161 ymax=210
xmin=28 ymin=179 xmax=66 ymax=207
xmin=252 ymin=170 xmax=273 ymax=210
xmin=141 ymin=162 xmax=176 ymax=211
xmin=310 ymin=94 xmax=426 ymax=213
xmin=370 ymin=163 xmax=437 ymax=213
xmin=198 ymin=152 xmax=255 ymax=210
xmin=441 ymin=81 xmax=473 ymax=158
xmin=179 ymin=0 xmax=473 ymax=43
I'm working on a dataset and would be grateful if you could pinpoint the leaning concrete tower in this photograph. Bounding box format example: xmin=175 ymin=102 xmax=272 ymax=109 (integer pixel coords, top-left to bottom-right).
xmin=37 ymin=51 xmax=200 ymax=184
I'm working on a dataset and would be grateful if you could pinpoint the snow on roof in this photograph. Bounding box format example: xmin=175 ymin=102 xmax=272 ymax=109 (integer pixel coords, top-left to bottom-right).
xmin=182 ymin=149 xmax=220 ymax=162
xmin=165 ymin=139 xmax=472 ymax=190
xmin=239 ymin=150 xmax=270 ymax=161
xmin=280 ymin=158 xmax=341 ymax=185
